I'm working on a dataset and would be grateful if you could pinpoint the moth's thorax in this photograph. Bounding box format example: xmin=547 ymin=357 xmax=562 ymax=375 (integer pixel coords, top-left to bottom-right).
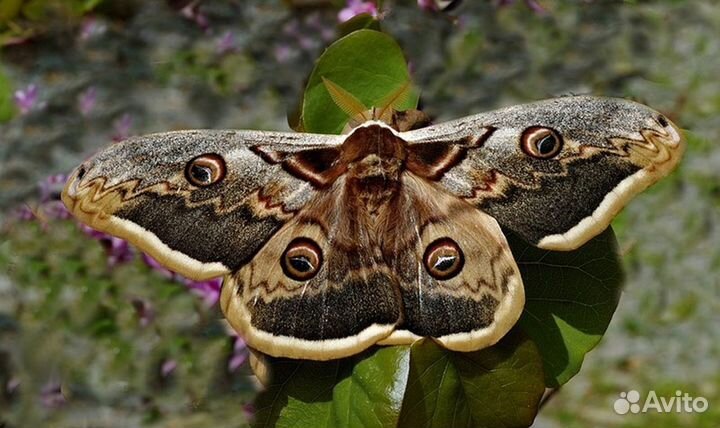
xmin=342 ymin=123 xmax=408 ymax=178
xmin=341 ymin=124 xmax=408 ymax=213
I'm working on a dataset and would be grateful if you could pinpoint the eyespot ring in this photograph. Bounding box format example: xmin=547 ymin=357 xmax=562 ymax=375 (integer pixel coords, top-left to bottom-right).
xmin=423 ymin=237 xmax=464 ymax=280
xmin=521 ymin=127 xmax=563 ymax=159
xmin=281 ymin=238 xmax=323 ymax=281
xmin=185 ymin=154 xmax=226 ymax=187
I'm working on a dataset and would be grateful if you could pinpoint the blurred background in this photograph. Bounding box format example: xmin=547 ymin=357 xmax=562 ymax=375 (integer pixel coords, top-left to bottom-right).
xmin=0 ymin=1 xmax=718 ymax=427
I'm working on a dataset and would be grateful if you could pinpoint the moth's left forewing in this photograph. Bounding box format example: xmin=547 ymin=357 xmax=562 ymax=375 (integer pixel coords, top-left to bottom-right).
xmin=401 ymin=96 xmax=685 ymax=251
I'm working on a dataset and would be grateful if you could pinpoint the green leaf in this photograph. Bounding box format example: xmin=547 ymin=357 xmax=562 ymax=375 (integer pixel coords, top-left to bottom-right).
xmin=20 ymin=0 xmax=48 ymax=21
xmin=0 ymin=0 xmax=23 ymax=23
xmin=254 ymin=346 xmax=410 ymax=428
xmin=302 ymin=29 xmax=418 ymax=134
xmin=399 ymin=332 xmax=545 ymax=428
xmin=0 ymin=67 xmax=14 ymax=122
xmin=510 ymin=227 xmax=623 ymax=387
xmin=337 ymin=14 xmax=382 ymax=39
xmin=83 ymin=0 xmax=104 ymax=12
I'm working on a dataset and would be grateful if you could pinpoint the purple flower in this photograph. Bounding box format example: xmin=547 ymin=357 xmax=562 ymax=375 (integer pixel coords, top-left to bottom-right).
xmin=14 ymin=174 xmax=71 ymax=222
xmin=160 ymin=359 xmax=177 ymax=378
xmin=228 ymin=335 xmax=249 ymax=372
xmin=6 ymin=377 xmax=20 ymax=395
xmin=13 ymin=205 xmax=35 ymax=221
xmin=282 ymin=20 xmax=300 ymax=37
xmin=180 ymin=3 xmax=210 ymax=32
xmin=39 ymin=173 xmax=67 ymax=203
xmin=40 ymin=381 xmax=65 ymax=408
xmin=79 ymin=16 xmax=107 ymax=41
xmin=216 ymin=31 xmax=237 ymax=55
xmin=131 ymin=298 xmax=155 ymax=327
xmin=273 ymin=45 xmax=294 ymax=63
xmin=298 ymin=36 xmax=318 ymax=51
xmin=141 ymin=253 xmax=177 ymax=280
xmin=497 ymin=0 xmax=547 ymax=14
xmin=524 ymin=0 xmax=547 ymax=14
xmin=183 ymin=277 xmax=222 ymax=307
xmin=106 ymin=237 xmax=133 ymax=266
xmin=79 ymin=223 xmax=107 ymax=240
xmin=242 ymin=402 xmax=256 ymax=423
xmin=321 ymin=27 xmax=336 ymax=42
xmin=41 ymin=200 xmax=71 ymax=220
xmin=13 ymin=84 xmax=44 ymax=114
xmin=417 ymin=0 xmax=438 ymax=11
xmin=142 ymin=253 xmax=222 ymax=307
xmin=78 ymin=87 xmax=97 ymax=116
xmin=112 ymin=113 xmax=133 ymax=142
xmin=338 ymin=0 xmax=379 ymax=23
xmin=80 ymin=224 xmax=134 ymax=266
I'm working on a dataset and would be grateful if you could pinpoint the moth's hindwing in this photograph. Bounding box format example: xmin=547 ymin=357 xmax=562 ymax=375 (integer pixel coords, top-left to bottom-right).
xmin=378 ymin=174 xmax=525 ymax=351
xmin=221 ymin=177 xmax=401 ymax=360
xmin=220 ymin=172 xmax=524 ymax=360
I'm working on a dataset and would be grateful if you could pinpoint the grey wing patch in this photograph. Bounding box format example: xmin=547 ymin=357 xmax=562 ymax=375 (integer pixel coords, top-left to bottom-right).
xmin=401 ymin=96 xmax=685 ymax=250
xmin=62 ymin=130 xmax=344 ymax=279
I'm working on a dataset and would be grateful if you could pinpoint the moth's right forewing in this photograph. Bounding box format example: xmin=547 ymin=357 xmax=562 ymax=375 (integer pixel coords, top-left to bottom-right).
xmin=62 ymin=130 xmax=344 ymax=280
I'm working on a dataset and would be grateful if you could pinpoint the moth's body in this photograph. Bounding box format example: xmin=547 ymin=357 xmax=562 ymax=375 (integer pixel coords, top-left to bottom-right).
xmin=341 ymin=123 xmax=406 ymax=216
xmin=62 ymin=96 xmax=684 ymax=360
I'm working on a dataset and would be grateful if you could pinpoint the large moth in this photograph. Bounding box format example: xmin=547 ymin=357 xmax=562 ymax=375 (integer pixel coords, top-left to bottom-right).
xmin=62 ymin=96 xmax=684 ymax=360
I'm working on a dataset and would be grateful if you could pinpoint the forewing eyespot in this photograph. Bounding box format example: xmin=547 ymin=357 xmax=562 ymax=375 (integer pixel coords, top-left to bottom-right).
xmin=281 ymin=238 xmax=323 ymax=281
xmin=521 ymin=126 xmax=563 ymax=159
xmin=185 ymin=154 xmax=226 ymax=187
xmin=423 ymin=237 xmax=464 ymax=280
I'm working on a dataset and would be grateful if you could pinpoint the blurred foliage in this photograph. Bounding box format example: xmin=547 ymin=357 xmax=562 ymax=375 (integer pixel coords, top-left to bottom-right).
xmin=0 ymin=1 xmax=719 ymax=427
xmin=0 ymin=0 xmax=104 ymax=45
xmin=0 ymin=66 xmax=13 ymax=121
xmin=0 ymin=221 xmax=256 ymax=427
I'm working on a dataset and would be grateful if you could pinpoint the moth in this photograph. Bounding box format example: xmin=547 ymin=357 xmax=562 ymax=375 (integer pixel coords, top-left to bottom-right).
xmin=62 ymin=96 xmax=684 ymax=360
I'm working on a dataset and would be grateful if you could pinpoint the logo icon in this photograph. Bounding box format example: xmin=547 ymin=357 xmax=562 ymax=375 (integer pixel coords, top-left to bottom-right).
xmin=613 ymin=390 xmax=709 ymax=415
xmin=614 ymin=390 xmax=642 ymax=415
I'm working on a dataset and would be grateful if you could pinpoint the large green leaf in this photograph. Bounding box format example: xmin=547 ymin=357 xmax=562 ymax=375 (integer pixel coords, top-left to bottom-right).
xmin=398 ymin=332 xmax=545 ymax=428
xmin=510 ymin=227 xmax=623 ymax=387
xmin=301 ymin=29 xmax=418 ymax=134
xmin=254 ymin=346 xmax=410 ymax=428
